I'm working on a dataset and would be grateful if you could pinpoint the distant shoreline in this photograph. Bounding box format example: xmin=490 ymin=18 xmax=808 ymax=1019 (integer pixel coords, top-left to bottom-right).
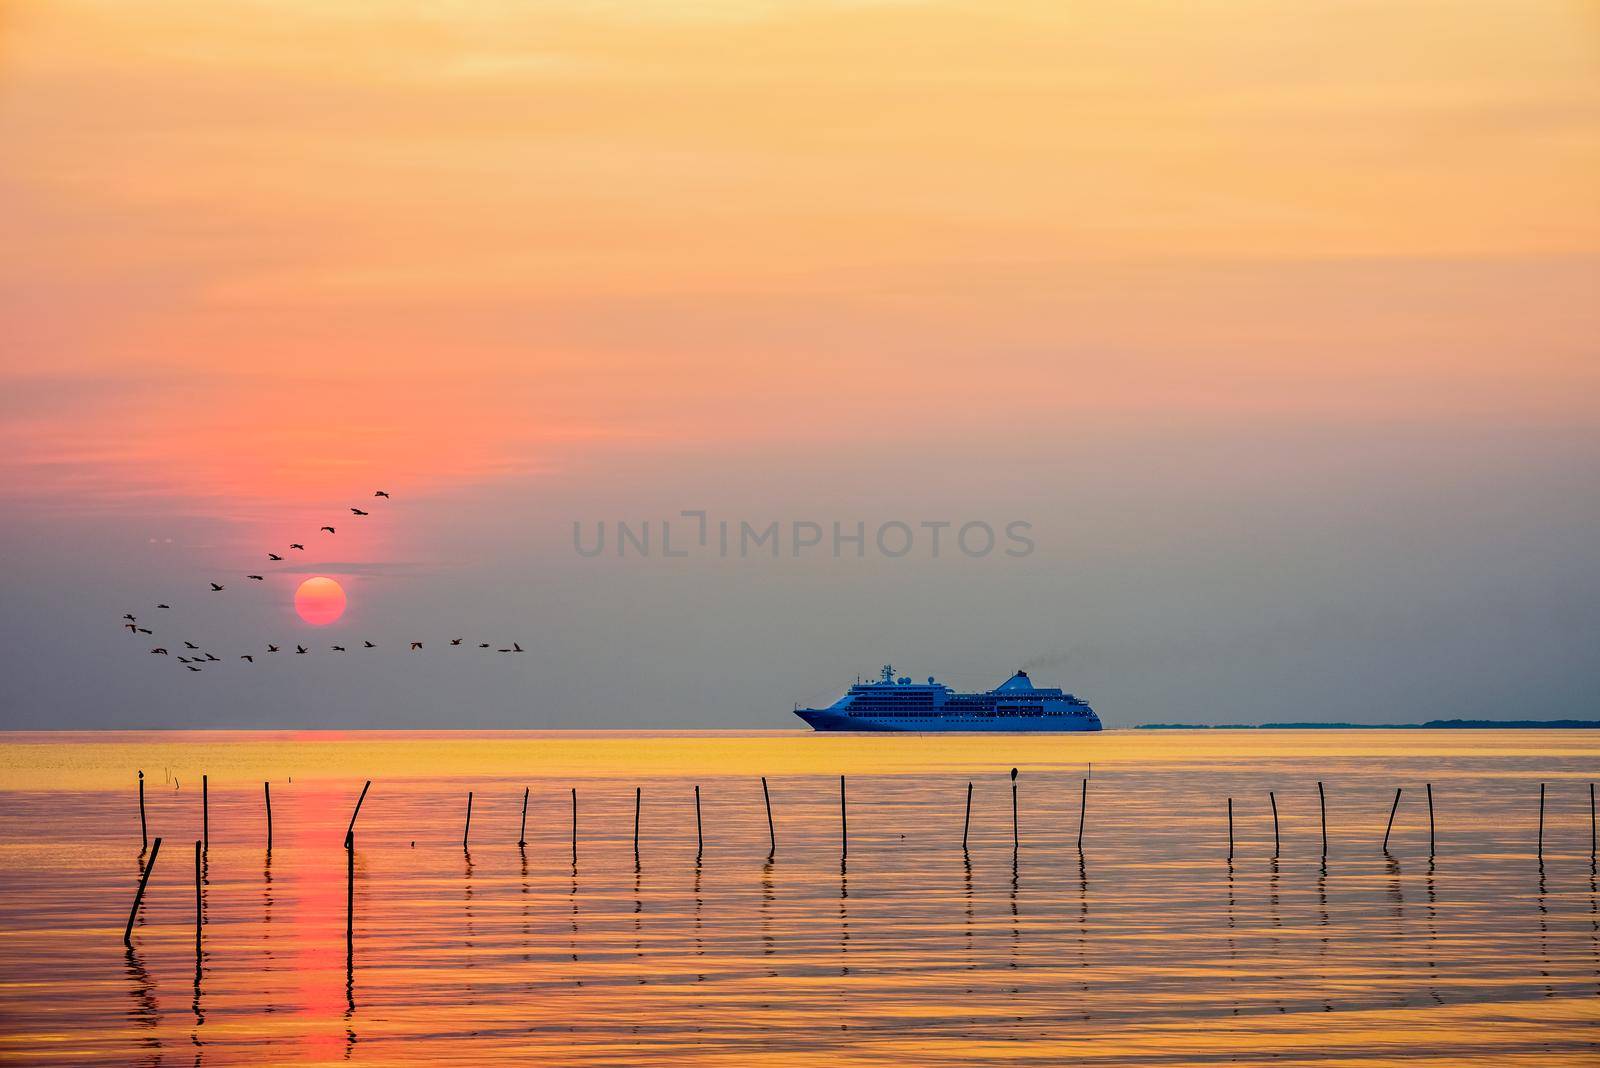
xmin=1135 ymin=719 xmax=1600 ymax=730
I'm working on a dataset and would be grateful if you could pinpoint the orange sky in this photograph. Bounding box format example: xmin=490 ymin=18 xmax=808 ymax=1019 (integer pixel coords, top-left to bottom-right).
xmin=2 ymin=0 xmax=1596 ymax=510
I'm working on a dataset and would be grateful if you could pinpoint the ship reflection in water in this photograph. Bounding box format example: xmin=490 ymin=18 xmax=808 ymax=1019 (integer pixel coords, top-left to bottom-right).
xmin=1 ymin=729 xmax=1598 ymax=1065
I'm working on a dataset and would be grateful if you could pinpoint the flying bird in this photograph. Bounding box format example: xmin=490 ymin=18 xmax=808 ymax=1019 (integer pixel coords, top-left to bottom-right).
xmin=157 ymin=604 xmax=170 ymax=609
xmin=186 ymin=665 xmax=202 ymax=672
xmin=331 ymin=644 xmax=346 ymax=652
xmin=410 ymin=642 xmax=423 ymax=650
xmin=290 ymin=543 xmax=305 ymax=550
xmin=267 ymin=644 xmax=280 ymax=653
xmin=137 ymin=627 xmax=153 ymax=635
xmin=240 ymin=655 xmax=254 ymax=663
xmin=184 ymin=641 xmax=199 ymax=649
xmin=320 ymin=526 xmax=336 ymax=534
xmin=512 ymin=642 xmax=523 ymax=652
xmin=363 ymin=641 xmax=376 ymax=648
xmin=295 ymin=645 xmax=308 ymax=654
xmin=350 ymin=508 xmax=368 ymax=516
xmin=205 ymin=653 xmax=220 ymax=661
xmin=268 ymin=553 xmax=283 ymax=561
xmin=478 ymin=643 xmax=490 ymax=649
xmin=248 ymin=575 xmax=264 ymax=581
xmin=177 ymin=656 xmax=190 ymax=663
xmin=124 ymin=624 xmax=138 ymax=632
xmin=210 ymin=583 xmax=225 ymax=591
xmin=450 ymin=638 xmax=462 ymax=646
xmin=374 ymin=490 xmax=389 ymax=498
xmin=123 ymin=614 xmax=137 ymax=622
xmin=150 ymin=648 xmax=168 ymax=655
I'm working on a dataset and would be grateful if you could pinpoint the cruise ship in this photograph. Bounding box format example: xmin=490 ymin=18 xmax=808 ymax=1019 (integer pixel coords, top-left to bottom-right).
xmin=794 ymin=666 xmax=1100 ymax=732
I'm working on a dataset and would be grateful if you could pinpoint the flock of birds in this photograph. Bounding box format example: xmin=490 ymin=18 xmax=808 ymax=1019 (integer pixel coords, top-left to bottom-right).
xmin=124 ymin=489 xmax=526 ymax=673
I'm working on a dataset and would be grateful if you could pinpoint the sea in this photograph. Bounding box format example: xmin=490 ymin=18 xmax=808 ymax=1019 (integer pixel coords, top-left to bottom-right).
xmin=1 ymin=729 xmax=1596 ymax=1065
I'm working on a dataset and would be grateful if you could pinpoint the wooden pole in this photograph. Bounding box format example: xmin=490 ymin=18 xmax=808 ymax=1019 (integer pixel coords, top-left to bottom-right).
xmin=1269 ymin=791 xmax=1279 ymax=857
xmin=695 ymin=785 xmax=703 ymax=858
xmin=518 ymin=787 xmax=529 ymax=848
xmin=1537 ymin=782 xmax=1545 ymax=857
xmin=1590 ymin=782 xmax=1596 ymax=857
xmin=962 ymin=782 xmax=973 ymax=851
xmin=1383 ymin=787 xmax=1402 ymax=852
xmin=138 ymin=771 xmax=147 ymax=851
xmin=1009 ymin=768 xmax=1019 ymax=850
xmin=264 ymin=781 xmax=272 ymax=852
xmin=1426 ymin=783 xmax=1435 ymax=856
xmin=1227 ymin=797 xmax=1237 ymax=859
xmin=194 ymin=839 xmax=202 ymax=957
xmin=570 ymin=788 xmax=577 ymax=864
xmin=1318 ymin=781 xmax=1327 ymax=855
xmin=761 ymin=776 xmax=775 ymax=858
xmin=1077 ymin=777 xmax=1088 ymax=850
xmin=840 ymin=775 xmax=848 ymax=859
xmin=346 ymin=832 xmax=354 ymax=960
xmin=344 ymin=780 xmax=371 ymax=849
xmin=463 ymin=791 xmax=473 ymax=852
xmin=202 ymin=774 xmax=208 ymax=850
xmin=633 ymin=787 xmax=642 ymax=856
xmin=123 ymin=837 xmax=162 ymax=946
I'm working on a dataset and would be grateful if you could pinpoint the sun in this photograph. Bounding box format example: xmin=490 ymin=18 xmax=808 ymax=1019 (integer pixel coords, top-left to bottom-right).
xmin=294 ymin=576 xmax=347 ymax=626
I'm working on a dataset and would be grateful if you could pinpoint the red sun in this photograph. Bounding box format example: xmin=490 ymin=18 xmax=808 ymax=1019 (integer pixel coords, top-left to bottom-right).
xmin=294 ymin=576 xmax=347 ymax=626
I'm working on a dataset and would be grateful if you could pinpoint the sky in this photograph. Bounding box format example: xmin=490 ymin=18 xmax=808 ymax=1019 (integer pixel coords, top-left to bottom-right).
xmin=1 ymin=0 xmax=1597 ymax=728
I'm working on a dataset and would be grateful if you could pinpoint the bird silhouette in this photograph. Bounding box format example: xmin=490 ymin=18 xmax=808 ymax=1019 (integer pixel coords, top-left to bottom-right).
xmin=177 ymin=656 xmax=190 ymax=663
xmin=247 ymin=575 xmax=264 ymax=581
xmin=157 ymin=604 xmax=170 ymax=609
xmin=267 ymin=644 xmax=280 ymax=653
xmin=478 ymin=642 xmax=490 ymax=648
xmin=205 ymin=653 xmax=220 ymax=662
xmin=184 ymin=642 xmax=199 ymax=650
xmin=512 ymin=642 xmax=524 ymax=652
xmin=124 ymin=623 xmax=138 ymax=632
xmin=290 ymin=543 xmax=305 ymax=550
xmin=137 ymin=627 xmax=153 ymax=635
xmin=240 ymin=655 xmax=254 ymax=663
xmin=374 ymin=490 xmax=389 ymax=498
xmin=150 ymin=648 xmax=168 ymax=655
xmin=350 ymin=508 xmax=368 ymax=516
xmin=210 ymin=583 xmax=225 ymax=591
xmin=123 ymin=614 xmax=137 ymax=622
xmin=331 ymin=644 xmax=346 ymax=652
xmin=498 ymin=647 xmax=511 ymax=652
xmin=450 ymin=638 xmax=463 ymax=646
xmin=320 ymin=526 xmax=336 ymax=534
xmin=295 ymin=645 xmax=308 ymax=654
xmin=186 ymin=665 xmax=202 ymax=672
xmin=410 ymin=642 xmax=423 ymax=650
xmin=268 ymin=553 xmax=283 ymax=561
xmin=363 ymin=641 xmax=376 ymax=648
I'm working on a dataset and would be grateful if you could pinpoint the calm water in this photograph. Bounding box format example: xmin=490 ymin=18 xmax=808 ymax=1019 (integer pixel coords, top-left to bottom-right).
xmin=1 ymin=730 xmax=1597 ymax=1066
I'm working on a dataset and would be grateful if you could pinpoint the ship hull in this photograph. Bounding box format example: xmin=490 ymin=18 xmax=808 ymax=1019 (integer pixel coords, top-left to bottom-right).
xmin=795 ymin=709 xmax=1101 ymax=733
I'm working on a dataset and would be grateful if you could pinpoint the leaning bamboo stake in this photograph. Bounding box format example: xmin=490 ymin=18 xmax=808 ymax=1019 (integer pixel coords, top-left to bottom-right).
xmin=633 ymin=787 xmax=642 ymax=857
xmin=1318 ymin=781 xmax=1327 ymax=855
xmin=570 ymin=788 xmax=577 ymax=864
xmin=840 ymin=776 xmax=848 ymax=859
xmin=202 ymin=775 xmax=209 ymax=850
xmin=123 ymin=838 xmax=162 ymax=946
xmin=138 ymin=771 xmax=147 ymax=851
xmin=1383 ymin=787 xmax=1402 ymax=852
xmin=1590 ymin=782 xmax=1596 ymax=858
xmin=518 ymin=787 xmax=529 ymax=848
xmin=761 ymin=777 xmax=775 ymax=858
xmin=695 ymin=785 xmax=703 ymax=859
xmin=463 ymin=791 xmax=473 ymax=852
xmin=1426 ymin=783 xmax=1435 ymax=856
xmin=1077 ymin=777 xmax=1088 ymax=850
xmin=1269 ymin=791 xmax=1279 ymax=857
xmin=1227 ymin=798 xmax=1234 ymax=860
xmin=344 ymin=780 xmax=371 ymax=849
xmin=194 ymin=840 xmax=202 ymax=957
xmin=962 ymin=782 xmax=973 ymax=851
